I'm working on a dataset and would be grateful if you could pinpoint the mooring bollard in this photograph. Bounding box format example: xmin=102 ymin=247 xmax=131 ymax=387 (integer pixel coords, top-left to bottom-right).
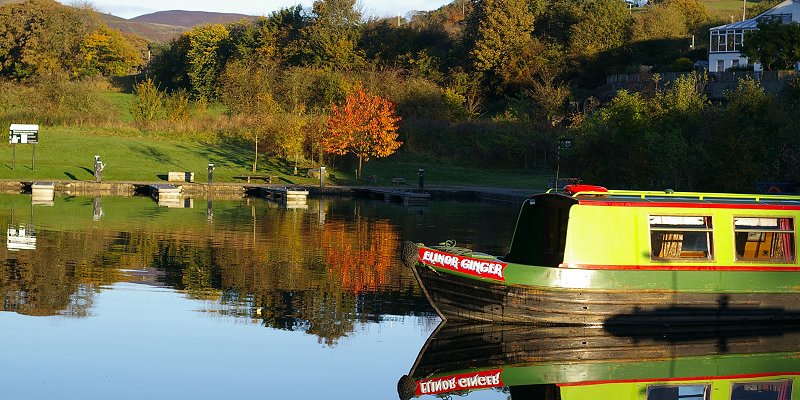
xmin=94 ymin=155 xmax=106 ymax=183
xmin=208 ymin=163 xmax=215 ymax=185
xmin=418 ymin=168 xmax=425 ymax=192
xmin=319 ymin=166 xmax=326 ymax=189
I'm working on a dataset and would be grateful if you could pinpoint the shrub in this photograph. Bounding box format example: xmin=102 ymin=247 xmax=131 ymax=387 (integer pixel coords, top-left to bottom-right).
xmin=131 ymin=78 xmax=166 ymax=122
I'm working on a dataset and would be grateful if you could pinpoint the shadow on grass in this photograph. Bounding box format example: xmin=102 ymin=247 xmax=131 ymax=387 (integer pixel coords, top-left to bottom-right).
xmin=197 ymin=138 xmax=253 ymax=168
xmin=130 ymin=144 xmax=181 ymax=169
xmin=64 ymin=172 xmax=77 ymax=180
xmin=156 ymin=174 xmax=168 ymax=181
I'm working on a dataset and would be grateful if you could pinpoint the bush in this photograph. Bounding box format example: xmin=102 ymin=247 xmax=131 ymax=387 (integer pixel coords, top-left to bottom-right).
xmin=672 ymin=57 xmax=694 ymax=72
xmin=131 ymin=78 xmax=166 ymax=122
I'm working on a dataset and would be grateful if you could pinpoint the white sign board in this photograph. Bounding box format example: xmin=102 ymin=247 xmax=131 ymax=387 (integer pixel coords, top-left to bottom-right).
xmin=9 ymin=124 xmax=39 ymax=144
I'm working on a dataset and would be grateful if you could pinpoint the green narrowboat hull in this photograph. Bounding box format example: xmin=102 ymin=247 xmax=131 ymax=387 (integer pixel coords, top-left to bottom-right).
xmin=413 ymin=253 xmax=800 ymax=325
xmin=399 ymin=322 xmax=800 ymax=399
xmin=403 ymin=189 xmax=800 ymax=326
xmin=405 ymin=242 xmax=800 ymax=325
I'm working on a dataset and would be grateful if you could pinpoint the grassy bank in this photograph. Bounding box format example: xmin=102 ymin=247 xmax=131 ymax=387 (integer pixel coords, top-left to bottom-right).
xmin=0 ymin=124 xmax=553 ymax=189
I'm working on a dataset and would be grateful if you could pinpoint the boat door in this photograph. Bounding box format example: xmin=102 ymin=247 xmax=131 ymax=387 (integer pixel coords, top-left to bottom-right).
xmin=504 ymin=194 xmax=577 ymax=267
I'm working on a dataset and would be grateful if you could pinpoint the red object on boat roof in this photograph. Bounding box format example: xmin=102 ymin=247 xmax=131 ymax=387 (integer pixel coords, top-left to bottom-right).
xmin=564 ymin=184 xmax=608 ymax=195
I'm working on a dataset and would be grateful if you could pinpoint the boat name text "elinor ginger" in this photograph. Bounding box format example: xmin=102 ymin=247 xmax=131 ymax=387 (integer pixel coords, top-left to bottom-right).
xmin=419 ymin=249 xmax=507 ymax=281
xmin=416 ymin=370 xmax=504 ymax=396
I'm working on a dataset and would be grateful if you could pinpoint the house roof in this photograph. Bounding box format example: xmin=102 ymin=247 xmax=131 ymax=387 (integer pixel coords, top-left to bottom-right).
xmin=711 ymin=19 xmax=759 ymax=30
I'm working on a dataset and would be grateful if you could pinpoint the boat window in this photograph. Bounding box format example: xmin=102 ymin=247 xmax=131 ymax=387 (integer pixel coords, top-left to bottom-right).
xmin=734 ymin=217 xmax=795 ymax=263
xmin=650 ymin=216 xmax=714 ymax=261
xmin=731 ymin=380 xmax=792 ymax=400
xmin=647 ymin=384 xmax=709 ymax=400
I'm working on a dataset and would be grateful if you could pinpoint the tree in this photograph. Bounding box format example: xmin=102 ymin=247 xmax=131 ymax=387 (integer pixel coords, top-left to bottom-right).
xmin=0 ymin=0 xmax=100 ymax=79
xmin=323 ymin=84 xmax=402 ymax=179
xmin=131 ymin=78 xmax=166 ymax=122
xmin=568 ymin=0 xmax=633 ymax=58
xmin=76 ymin=25 xmax=142 ymax=77
xmin=184 ymin=24 xmax=230 ymax=99
xmin=469 ymin=0 xmax=536 ymax=83
xmin=299 ymin=0 xmax=363 ymax=68
xmin=218 ymin=60 xmax=281 ymax=172
xmin=740 ymin=19 xmax=800 ymax=71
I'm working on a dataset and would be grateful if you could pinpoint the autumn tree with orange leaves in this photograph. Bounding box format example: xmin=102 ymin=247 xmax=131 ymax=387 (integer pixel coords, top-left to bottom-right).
xmin=323 ymin=84 xmax=402 ymax=180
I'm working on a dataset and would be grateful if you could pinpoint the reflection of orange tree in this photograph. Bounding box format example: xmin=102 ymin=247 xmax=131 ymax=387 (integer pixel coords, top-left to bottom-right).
xmin=320 ymin=218 xmax=400 ymax=294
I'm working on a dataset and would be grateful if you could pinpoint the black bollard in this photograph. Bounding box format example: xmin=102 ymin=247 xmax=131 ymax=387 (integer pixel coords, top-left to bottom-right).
xmin=418 ymin=168 xmax=425 ymax=192
xmin=208 ymin=163 xmax=215 ymax=185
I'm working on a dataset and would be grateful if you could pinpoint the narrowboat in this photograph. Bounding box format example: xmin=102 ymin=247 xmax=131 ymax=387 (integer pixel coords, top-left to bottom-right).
xmin=401 ymin=186 xmax=800 ymax=325
xmin=398 ymin=322 xmax=800 ymax=399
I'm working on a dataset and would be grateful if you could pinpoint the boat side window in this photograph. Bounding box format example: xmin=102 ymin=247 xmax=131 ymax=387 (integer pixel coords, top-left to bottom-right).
xmin=734 ymin=217 xmax=795 ymax=263
xmin=647 ymin=384 xmax=709 ymax=400
xmin=731 ymin=380 xmax=792 ymax=400
xmin=650 ymin=216 xmax=713 ymax=261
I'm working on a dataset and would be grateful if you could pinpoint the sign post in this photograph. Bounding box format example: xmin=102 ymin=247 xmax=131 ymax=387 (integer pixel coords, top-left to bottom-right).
xmin=9 ymin=124 xmax=39 ymax=170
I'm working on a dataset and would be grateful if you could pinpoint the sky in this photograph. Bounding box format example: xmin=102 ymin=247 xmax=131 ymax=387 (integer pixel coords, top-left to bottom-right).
xmin=66 ymin=0 xmax=454 ymax=19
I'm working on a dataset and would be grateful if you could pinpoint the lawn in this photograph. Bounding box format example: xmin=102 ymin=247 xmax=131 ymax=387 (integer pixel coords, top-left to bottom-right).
xmin=0 ymin=126 xmax=322 ymax=184
xmin=0 ymin=124 xmax=554 ymax=189
xmin=701 ymin=0 xmax=763 ymax=19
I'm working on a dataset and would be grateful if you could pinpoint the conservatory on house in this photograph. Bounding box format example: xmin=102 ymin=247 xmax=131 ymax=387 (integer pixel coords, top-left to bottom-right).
xmin=708 ymin=0 xmax=800 ymax=72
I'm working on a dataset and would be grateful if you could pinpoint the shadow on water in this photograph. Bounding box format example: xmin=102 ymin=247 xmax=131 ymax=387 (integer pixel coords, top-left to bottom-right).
xmin=603 ymin=294 xmax=800 ymax=328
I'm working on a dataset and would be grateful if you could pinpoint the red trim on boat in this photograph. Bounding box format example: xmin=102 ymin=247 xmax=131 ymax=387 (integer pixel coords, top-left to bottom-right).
xmin=564 ymin=184 xmax=608 ymax=195
xmin=557 ymin=372 xmax=800 ymax=387
xmin=578 ymin=200 xmax=800 ymax=210
xmin=559 ymin=263 xmax=800 ymax=272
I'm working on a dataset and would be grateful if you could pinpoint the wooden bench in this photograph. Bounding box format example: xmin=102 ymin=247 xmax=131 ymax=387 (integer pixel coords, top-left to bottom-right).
xmin=233 ymin=175 xmax=275 ymax=183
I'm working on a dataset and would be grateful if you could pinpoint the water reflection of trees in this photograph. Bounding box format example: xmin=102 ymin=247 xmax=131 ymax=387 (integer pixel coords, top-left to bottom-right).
xmin=0 ymin=200 xmax=431 ymax=344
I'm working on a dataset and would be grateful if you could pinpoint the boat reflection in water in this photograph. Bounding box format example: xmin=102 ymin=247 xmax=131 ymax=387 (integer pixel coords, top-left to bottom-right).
xmin=398 ymin=323 xmax=800 ymax=400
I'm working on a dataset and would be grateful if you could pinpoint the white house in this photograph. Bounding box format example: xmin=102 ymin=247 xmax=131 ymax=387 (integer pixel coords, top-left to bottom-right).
xmin=708 ymin=0 xmax=800 ymax=72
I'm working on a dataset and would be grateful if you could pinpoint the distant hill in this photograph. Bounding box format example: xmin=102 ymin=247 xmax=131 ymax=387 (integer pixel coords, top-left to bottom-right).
xmin=130 ymin=10 xmax=258 ymax=28
xmin=100 ymin=12 xmax=187 ymax=43
xmin=97 ymin=10 xmax=260 ymax=43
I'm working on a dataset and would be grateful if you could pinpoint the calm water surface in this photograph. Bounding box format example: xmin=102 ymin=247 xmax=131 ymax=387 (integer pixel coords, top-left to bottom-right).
xmin=0 ymin=194 xmax=519 ymax=399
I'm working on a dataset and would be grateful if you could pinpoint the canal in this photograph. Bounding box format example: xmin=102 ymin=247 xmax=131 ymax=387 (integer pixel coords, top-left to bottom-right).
xmin=0 ymin=194 xmax=520 ymax=399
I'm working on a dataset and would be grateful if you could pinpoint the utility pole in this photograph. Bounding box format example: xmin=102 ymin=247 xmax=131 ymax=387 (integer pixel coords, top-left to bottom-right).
xmin=743 ymin=0 xmax=746 ymax=21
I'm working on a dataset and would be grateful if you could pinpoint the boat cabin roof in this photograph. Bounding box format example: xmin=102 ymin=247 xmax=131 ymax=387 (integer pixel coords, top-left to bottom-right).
xmin=567 ymin=189 xmax=800 ymax=209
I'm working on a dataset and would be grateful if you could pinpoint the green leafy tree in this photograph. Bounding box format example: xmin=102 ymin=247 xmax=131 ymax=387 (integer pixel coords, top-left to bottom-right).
xmin=469 ymin=0 xmax=535 ymax=73
xmin=130 ymin=78 xmax=166 ymax=122
xmin=299 ymin=0 xmax=363 ymax=68
xmin=218 ymin=60 xmax=281 ymax=172
xmin=226 ymin=7 xmax=306 ymax=64
xmin=741 ymin=19 xmax=800 ymax=71
xmin=568 ymin=0 xmax=633 ymax=58
xmin=185 ymin=24 xmax=230 ymax=100
xmin=76 ymin=25 xmax=142 ymax=77
xmin=0 ymin=0 xmax=99 ymax=79
xmin=706 ymin=78 xmax=799 ymax=191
